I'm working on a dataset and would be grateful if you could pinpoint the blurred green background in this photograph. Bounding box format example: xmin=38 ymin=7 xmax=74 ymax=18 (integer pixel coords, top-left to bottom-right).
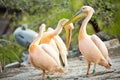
xmin=0 ymin=0 xmax=119 ymax=68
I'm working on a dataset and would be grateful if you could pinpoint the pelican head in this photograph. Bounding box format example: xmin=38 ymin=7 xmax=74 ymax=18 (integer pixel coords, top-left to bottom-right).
xmin=80 ymin=6 xmax=95 ymax=14
xmin=39 ymin=23 xmax=46 ymax=32
xmin=64 ymin=6 xmax=95 ymax=26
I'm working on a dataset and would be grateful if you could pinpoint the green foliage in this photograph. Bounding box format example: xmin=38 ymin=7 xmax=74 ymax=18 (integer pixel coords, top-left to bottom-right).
xmin=86 ymin=24 xmax=96 ymax=35
xmin=83 ymin=0 xmax=116 ymax=29
xmin=83 ymin=0 xmax=120 ymax=39
xmin=0 ymin=36 xmax=23 ymax=68
xmin=0 ymin=0 xmax=83 ymax=45
xmin=104 ymin=0 xmax=120 ymax=39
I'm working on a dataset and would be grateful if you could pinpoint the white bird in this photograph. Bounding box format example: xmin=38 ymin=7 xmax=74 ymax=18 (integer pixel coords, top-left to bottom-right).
xmin=64 ymin=6 xmax=112 ymax=76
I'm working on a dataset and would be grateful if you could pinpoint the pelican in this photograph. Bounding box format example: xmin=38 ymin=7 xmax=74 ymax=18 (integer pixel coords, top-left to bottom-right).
xmin=64 ymin=6 xmax=112 ymax=76
xmin=29 ymin=19 xmax=74 ymax=80
xmin=39 ymin=19 xmax=74 ymax=67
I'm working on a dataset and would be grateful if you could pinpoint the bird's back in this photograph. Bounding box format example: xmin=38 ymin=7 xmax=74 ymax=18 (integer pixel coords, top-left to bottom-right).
xmin=91 ymin=35 xmax=112 ymax=65
xmin=79 ymin=35 xmax=111 ymax=69
xmin=79 ymin=36 xmax=106 ymax=63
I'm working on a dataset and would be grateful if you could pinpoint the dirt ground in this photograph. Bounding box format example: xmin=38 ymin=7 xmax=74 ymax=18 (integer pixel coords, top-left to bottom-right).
xmin=0 ymin=54 xmax=120 ymax=80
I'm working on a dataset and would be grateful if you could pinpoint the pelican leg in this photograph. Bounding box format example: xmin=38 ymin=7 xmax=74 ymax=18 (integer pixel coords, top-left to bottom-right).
xmin=42 ymin=70 xmax=46 ymax=80
xmin=92 ymin=63 xmax=96 ymax=74
xmin=86 ymin=62 xmax=91 ymax=75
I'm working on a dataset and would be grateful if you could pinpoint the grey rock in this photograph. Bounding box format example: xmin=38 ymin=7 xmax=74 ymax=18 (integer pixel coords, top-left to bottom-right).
xmin=78 ymin=56 xmax=84 ymax=60
xmin=108 ymin=44 xmax=120 ymax=56
xmin=5 ymin=62 xmax=20 ymax=68
xmin=13 ymin=25 xmax=38 ymax=48
xmin=21 ymin=51 xmax=29 ymax=62
xmin=20 ymin=51 xmax=30 ymax=66
xmin=1 ymin=55 xmax=120 ymax=80
xmin=104 ymin=39 xmax=119 ymax=48
xmin=96 ymin=31 xmax=113 ymax=41
xmin=68 ymin=46 xmax=80 ymax=58
xmin=20 ymin=61 xmax=30 ymax=67
xmin=68 ymin=50 xmax=80 ymax=58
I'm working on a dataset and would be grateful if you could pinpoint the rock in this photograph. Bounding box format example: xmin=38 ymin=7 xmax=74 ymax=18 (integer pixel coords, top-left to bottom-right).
xmin=20 ymin=62 xmax=30 ymax=67
xmin=96 ymin=31 xmax=113 ymax=41
xmin=1 ymin=55 xmax=120 ymax=80
xmin=68 ymin=47 xmax=81 ymax=58
xmin=108 ymin=44 xmax=120 ymax=56
xmin=68 ymin=51 xmax=78 ymax=58
xmin=5 ymin=62 xmax=20 ymax=68
xmin=78 ymin=56 xmax=84 ymax=60
xmin=21 ymin=51 xmax=29 ymax=62
xmin=20 ymin=51 xmax=30 ymax=67
xmin=104 ymin=39 xmax=119 ymax=48
xmin=13 ymin=24 xmax=38 ymax=48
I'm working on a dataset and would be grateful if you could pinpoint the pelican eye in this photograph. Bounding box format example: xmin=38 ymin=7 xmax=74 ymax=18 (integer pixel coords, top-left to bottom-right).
xmin=82 ymin=7 xmax=85 ymax=10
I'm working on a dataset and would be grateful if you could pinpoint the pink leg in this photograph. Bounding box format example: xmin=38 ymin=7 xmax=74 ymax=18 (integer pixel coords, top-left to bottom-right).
xmin=42 ymin=70 xmax=46 ymax=80
xmin=92 ymin=63 xmax=96 ymax=74
xmin=86 ymin=62 xmax=91 ymax=75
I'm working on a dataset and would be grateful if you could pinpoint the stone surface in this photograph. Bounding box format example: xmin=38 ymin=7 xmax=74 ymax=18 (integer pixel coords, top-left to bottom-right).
xmin=96 ymin=31 xmax=113 ymax=41
xmin=1 ymin=39 xmax=120 ymax=80
xmin=20 ymin=51 xmax=30 ymax=67
xmin=68 ymin=46 xmax=81 ymax=58
xmin=5 ymin=62 xmax=20 ymax=68
xmin=108 ymin=45 xmax=120 ymax=56
xmin=0 ymin=56 xmax=120 ymax=80
xmin=104 ymin=39 xmax=119 ymax=48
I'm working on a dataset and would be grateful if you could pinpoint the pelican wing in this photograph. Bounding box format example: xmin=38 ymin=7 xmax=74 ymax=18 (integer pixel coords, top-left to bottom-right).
xmin=91 ymin=34 xmax=111 ymax=64
xmin=29 ymin=44 xmax=63 ymax=73
xmin=41 ymin=44 xmax=61 ymax=66
xmin=91 ymin=34 xmax=108 ymax=58
xmin=54 ymin=35 xmax=68 ymax=67
xmin=47 ymin=27 xmax=68 ymax=67
xmin=30 ymin=45 xmax=57 ymax=69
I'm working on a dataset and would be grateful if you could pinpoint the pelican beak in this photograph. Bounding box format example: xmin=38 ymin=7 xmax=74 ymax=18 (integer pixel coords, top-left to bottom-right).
xmin=64 ymin=10 xmax=85 ymax=50
xmin=64 ymin=10 xmax=85 ymax=26
xmin=64 ymin=27 xmax=72 ymax=50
